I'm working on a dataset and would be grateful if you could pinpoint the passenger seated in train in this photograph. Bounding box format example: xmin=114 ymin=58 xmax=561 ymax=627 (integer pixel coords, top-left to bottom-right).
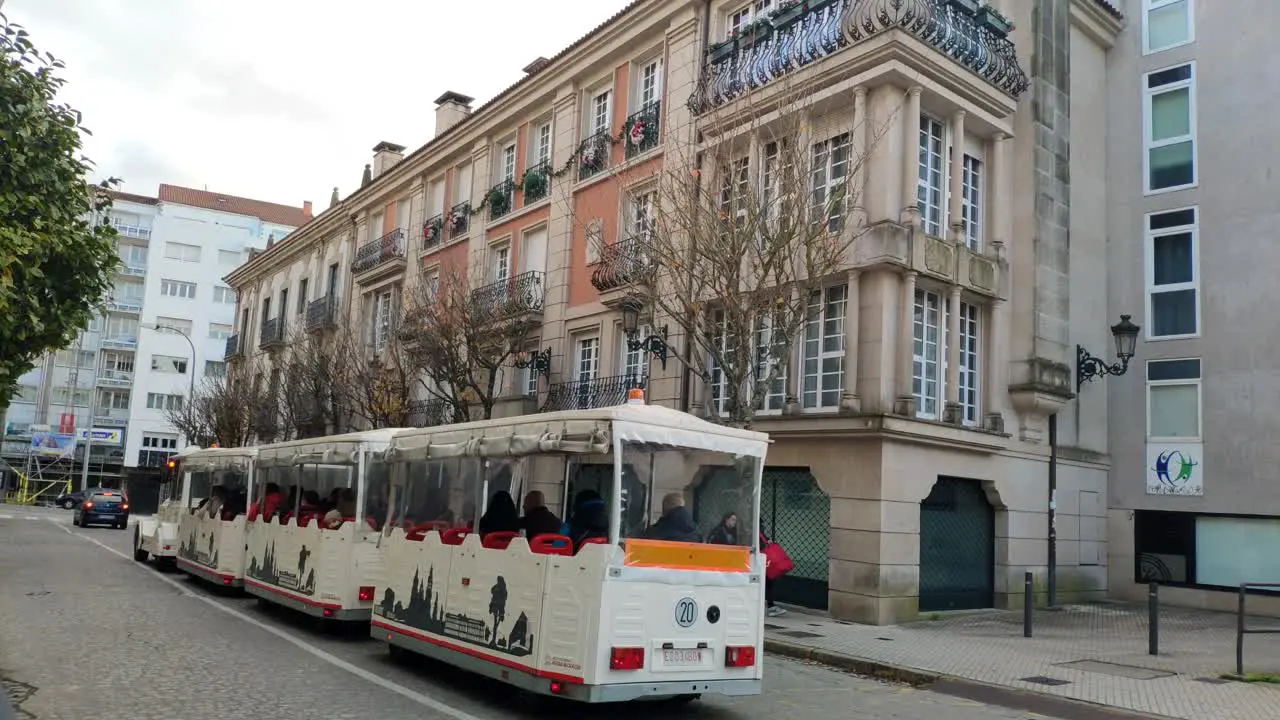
xmin=322 ymin=488 xmax=356 ymax=529
xmin=457 ymin=501 xmax=476 ymax=530
xmin=519 ymin=490 xmax=561 ymax=538
xmin=478 ymin=491 xmax=519 ymax=536
xmin=300 ymin=490 xmax=322 ymax=514
xmin=247 ymin=483 xmax=285 ymax=522
xmin=706 ymin=512 xmax=739 ymax=545
xmin=195 ymin=485 xmax=226 ymax=518
xmin=562 ymin=489 xmax=608 ymax=549
xmin=643 ymin=493 xmax=702 ymax=543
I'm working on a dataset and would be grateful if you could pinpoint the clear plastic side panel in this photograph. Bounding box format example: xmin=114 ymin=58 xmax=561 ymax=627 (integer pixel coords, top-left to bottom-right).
xmin=618 ymin=444 xmax=758 ymax=549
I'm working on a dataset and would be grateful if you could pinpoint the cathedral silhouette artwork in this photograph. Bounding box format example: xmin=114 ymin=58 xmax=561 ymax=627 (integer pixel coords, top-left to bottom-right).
xmin=374 ymin=565 xmax=532 ymax=657
xmin=247 ymin=541 xmax=317 ymax=596
xmin=177 ymin=527 xmax=219 ymax=569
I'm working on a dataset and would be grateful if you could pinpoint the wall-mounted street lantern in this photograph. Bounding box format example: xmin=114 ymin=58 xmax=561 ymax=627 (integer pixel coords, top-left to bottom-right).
xmin=514 ymin=347 xmax=551 ymax=378
xmin=1076 ymin=314 xmax=1141 ymax=390
xmin=620 ymin=297 xmax=669 ymax=370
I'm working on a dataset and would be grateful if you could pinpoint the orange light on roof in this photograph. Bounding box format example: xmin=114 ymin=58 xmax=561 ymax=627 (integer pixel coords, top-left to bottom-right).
xmin=627 ymin=388 xmax=645 ymax=405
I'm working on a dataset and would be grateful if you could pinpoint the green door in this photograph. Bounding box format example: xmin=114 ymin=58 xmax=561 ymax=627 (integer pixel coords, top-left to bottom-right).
xmin=919 ymin=477 xmax=994 ymax=612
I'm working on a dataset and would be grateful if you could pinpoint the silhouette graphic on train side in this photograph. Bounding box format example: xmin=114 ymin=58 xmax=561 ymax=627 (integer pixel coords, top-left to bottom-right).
xmin=247 ymin=541 xmax=316 ymax=595
xmin=376 ymin=565 xmax=532 ymax=656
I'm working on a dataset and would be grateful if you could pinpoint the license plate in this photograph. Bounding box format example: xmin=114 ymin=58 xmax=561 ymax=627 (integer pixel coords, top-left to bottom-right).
xmin=662 ymin=649 xmax=703 ymax=666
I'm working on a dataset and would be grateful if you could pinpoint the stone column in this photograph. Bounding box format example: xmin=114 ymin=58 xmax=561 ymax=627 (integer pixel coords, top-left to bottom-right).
xmin=989 ymin=132 xmax=1009 ymax=251
xmin=895 ymin=270 xmax=918 ymax=415
xmin=851 ymin=86 xmax=869 ymax=229
xmin=944 ymin=284 xmax=963 ymax=424
xmin=948 ymin=110 xmax=967 ymax=243
xmin=984 ymin=296 xmax=1006 ymax=433
xmin=900 ymin=87 xmax=922 ymax=225
xmin=840 ymin=270 xmax=861 ymax=413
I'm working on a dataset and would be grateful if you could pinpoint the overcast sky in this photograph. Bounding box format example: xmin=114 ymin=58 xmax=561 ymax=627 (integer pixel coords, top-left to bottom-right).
xmin=9 ymin=0 xmax=633 ymax=211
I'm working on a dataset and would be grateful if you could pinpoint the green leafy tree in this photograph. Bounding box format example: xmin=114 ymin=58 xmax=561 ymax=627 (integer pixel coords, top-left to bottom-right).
xmin=0 ymin=16 xmax=119 ymax=407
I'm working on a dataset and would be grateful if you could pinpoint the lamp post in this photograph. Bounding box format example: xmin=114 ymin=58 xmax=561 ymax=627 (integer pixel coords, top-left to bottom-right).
xmin=1048 ymin=314 xmax=1140 ymax=607
xmin=620 ymin=297 xmax=670 ymax=372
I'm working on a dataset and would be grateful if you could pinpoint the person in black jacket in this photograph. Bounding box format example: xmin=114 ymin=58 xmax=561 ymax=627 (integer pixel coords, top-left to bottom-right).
xmin=707 ymin=512 xmax=739 ymax=545
xmin=478 ymin=491 xmax=520 ymax=536
xmin=644 ymin=493 xmax=702 ymax=543
xmin=562 ymin=489 xmax=609 ymax=549
xmin=519 ymin=490 xmax=562 ymax=539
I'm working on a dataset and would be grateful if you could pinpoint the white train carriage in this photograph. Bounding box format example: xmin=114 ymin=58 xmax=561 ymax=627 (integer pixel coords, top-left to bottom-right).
xmin=174 ymin=446 xmax=258 ymax=587
xmin=371 ymin=398 xmax=768 ymax=703
xmin=134 ymin=445 xmax=200 ymax=566
xmin=243 ymin=429 xmax=405 ymax=620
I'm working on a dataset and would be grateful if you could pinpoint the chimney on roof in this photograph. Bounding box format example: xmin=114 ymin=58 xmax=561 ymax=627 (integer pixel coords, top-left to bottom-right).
xmin=330 ymin=187 xmax=340 ymax=208
xmin=266 ymin=233 xmax=276 ymax=249
xmin=523 ymin=57 xmax=551 ymax=75
xmin=361 ymin=164 xmax=372 ymax=188
xmin=433 ymin=91 xmax=475 ymax=139
xmin=303 ymin=200 xmax=313 ymax=218
xmin=371 ymin=141 xmax=406 ymax=180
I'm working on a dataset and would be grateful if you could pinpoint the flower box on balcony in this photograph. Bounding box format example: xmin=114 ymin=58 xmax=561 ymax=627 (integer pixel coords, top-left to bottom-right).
xmin=948 ymin=0 xmax=981 ymax=15
xmin=768 ymin=1 xmax=806 ymax=29
xmin=977 ymin=5 xmax=1014 ymax=36
xmin=708 ymin=39 xmax=737 ymax=63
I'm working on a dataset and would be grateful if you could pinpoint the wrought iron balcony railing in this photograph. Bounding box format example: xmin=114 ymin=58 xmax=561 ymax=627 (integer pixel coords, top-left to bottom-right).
xmin=353 ymin=228 xmax=406 ymax=275
xmin=540 ymin=373 xmax=646 ymax=412
xmin=690 ymin=0 xmax=1029 ymax=113
xmin=305 ymin=297 xmax=336 ymax=331
xmin=407 ymin=399 xmax=456 ymax=428
xmin=578 ymin=129 xmax=612 ymax=181
xmin=448 ymin=202 xmax=471 ymax=239
xmin=107 ymin=298 xmax=144 ymax=314
xmin=224 ymin=334 xmax=241 ymax=360
xmin=469 ymin=270 xmax=545 ymax=320
xmin=422 ymin=213 xmax=444 ymax=251
xmin=259 ymin=317 xmax=285 ymax=349
xmin=522 ymin=161 xmax=551 ymax=203
xmin=113 ymin=223 xmax=151 ymax=241
xmin=487 ymin=179 xmax=515 ymax=221
xmin=102 ymin=335 xmax=138 ymax=350
xmin=590 ymin=234 xmax=651 ymax=293
xmin=624 ymin=101 xmax=661 ymax=159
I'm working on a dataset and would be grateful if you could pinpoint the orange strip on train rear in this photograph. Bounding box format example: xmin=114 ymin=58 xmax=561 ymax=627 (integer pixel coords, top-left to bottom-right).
xmin=624 ymin=539 xmax=750 ymax=572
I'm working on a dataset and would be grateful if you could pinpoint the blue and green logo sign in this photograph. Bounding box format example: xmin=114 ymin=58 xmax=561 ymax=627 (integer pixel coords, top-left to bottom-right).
xmin=1152 ymin=449 xmax=1199 ymax=491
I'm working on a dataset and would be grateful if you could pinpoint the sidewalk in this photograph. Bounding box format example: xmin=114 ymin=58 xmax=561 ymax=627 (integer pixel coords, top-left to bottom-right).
xmin=764 ymin=602 xmax=1280 ymax=720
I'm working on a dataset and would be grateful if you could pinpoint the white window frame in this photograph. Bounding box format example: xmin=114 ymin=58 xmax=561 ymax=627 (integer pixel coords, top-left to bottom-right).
xmin=164 ymin=242 xmax=201 ymax=263
xmin=155 ymin=316 xmax=192 ymax=336
xmin=372 ymin=290 xmax=393 ymax=351
xmin=500 ymin=142 xmax=517 ymax=183
xmin=957 ymin=301 xmax=980 ymax=426
xmin=620 ymin=325 xmax=649 ymax=382
xmin=917 ymin=115 xmax=947 ymax=236
xmin=755 ymin=314 xmax=786 ymax=415
xmin=1144 ymin=206 xmax=1200 ymax=341
xmin=590 ymin=89 xmax=612 ymax=136
xmin=636 ymin=57 xmax=662 ymax=110
xmin=913 ymin=289 xmax=944 ymax=419
xmin=961 ymin=154 xmax=983 ymax=252
xmin=1142 ymin=62 xmax=1198 ymax=195
xmin=160 ymin=279 xmax=197 ymax=299
xmin=150 ymin=355 xmax=189 ymax=374
xmin=1142 ymin=0 xmax=1194 ymax=55
xmin=913 ymin=290 xmax=982 ymax=426
xmin=212 ymin=286 xmax=236 ymax=304
xmin=491 ymin=244 xmax=511 ymax=282
xmin=708 ymin=310 xmax=730 ymax=417
xmin=801 ymin=284 xmax=846 ymax=412
xmin=208 ymin=323 xmax=233 ymax=341
xmin=725 ymin=1 xmax=774 ymax=39
xmin=534 ymin=121 xmax=552 ymax=166
xmin=1145 ymin=358 xmax=1202 ymax=442
xmin=218 ymin=249 xmax=240 ymax=266
xmin=810 ymin=133 xmax=851 ymax=232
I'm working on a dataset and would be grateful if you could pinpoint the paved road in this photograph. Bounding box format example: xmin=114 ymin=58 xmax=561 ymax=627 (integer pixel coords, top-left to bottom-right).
xmin=1 ymin=506 xmax=1051 ymax=720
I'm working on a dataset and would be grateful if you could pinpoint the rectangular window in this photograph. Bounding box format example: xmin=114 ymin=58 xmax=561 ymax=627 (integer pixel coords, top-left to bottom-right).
xmin=100 ymin=390 xmax=130 ymax=410
xmin=802 ymin=285 xmax=846 ymax=410
xmin=520 ymin=342 xmax=541 ymax=396
xmin=913 ymin=289 xmax=943 ymax=418
xmin=164 ymin=242 xmax=201 ymax=263
xmin=102 ymin=352 xmax=134 ymax=373
xmin=145 ymin=392 xmax=184 ymax=411
xmin=373 ymin=291 xmax=394 ymax=351
xmin=810 ymin=133 xmax=851 ymax=232
xmin=1147 ymin=358 xmax=1201 ymax=440
xmin=218 ymin=249 xmax=240 ymax=266
xmin=501 ymin=143 xmax=516 ymax=183
xmin=210 ymin=286 xmax=236 ymax=305
xmin=638 ymin=59 xmax=661 ymax=108
xmin=160 ymin=279 xmax=197 ymax=299
xmin=961 ymin=154 xmax=982 ymax=251
xmin=154 ymin=316 xmax=192 ymax=336
xmin=205 ymin=361 xmax=226 ymax=378
xmin=1146 ymin=207 xmax=1198 ymax=339
xmin=591 ymin=90 xmax=611 ymax=135
xmin=142 ymin=433 xmax=179 ymax=449
xmin=1144 ymin=63 xmax=1196 ymax=193
xmin=726 ymin=0 xmax=773 ymax=38
xmin=719 ymin=156 xmax=750 ymax=227
xmin=576 ymin=337 xmax=599 ymax=385
xmin=621 ymin=326 xmax=648 ymax=381
xmin=535 ymin=122 xmax=552 ymax=166
xmin=208 ymin=323 xmax=233 ymax=341
xmin=151 ymin=355 xmax=188 ymax=374
xmin=120 ymin=243 xmax=148 ymax=268
xmin=709 ymin=310 xmax=730 ymax=416
xmin=755 ymin=314 xmax=787 ymax=413
xmin=631 ymin=191 xmax=655 ymax=236
xmin=423 ymin=270 xmax=440 ymax=301
xmin=297 ymin=278 xmax=309 ymax=315
xmin=492 ymin=245 xmax=510 ymax=282
xmin=917 ymin=115 xmax=946 ymax=236
xmin=957 ymin=302 xmax=980 ymax=425
xmin=1194 ymin=516 xmax=1280 ymax=589
xmin=1143 ymin=0 xmax=1193 ymax=54
xmin=1134 ymin=510 xmax=1194 ymax=584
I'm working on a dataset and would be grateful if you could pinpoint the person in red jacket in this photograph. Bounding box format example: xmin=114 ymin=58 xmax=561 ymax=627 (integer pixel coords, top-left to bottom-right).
xmin=248 ymin=483 xmax=285 ymax=522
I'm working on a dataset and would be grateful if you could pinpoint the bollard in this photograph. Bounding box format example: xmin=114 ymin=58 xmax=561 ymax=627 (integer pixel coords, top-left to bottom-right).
xmin=1023 ymin=571 xmax=1034 ymax=638
xmin=1148 ymin=581 xmax=1159 ymax=656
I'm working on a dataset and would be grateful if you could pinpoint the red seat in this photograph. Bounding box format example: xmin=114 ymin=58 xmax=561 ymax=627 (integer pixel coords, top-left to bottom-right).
xmin=365 ymin=516 xmax=380 ymax=531
xmin=482 ymin=531 xmax=518 ymax=550
xmin=279 ymin=513 xmax=293 ymax=526
xmin=405 ymin=521 xmax=450 ymax=542
xmin=577 ymin=536 xmax=609 ymax=553
xmin=441 ymin=528 xmax=471 ymax=546
xmin=530 ymin=534 xmax=573 ymax=556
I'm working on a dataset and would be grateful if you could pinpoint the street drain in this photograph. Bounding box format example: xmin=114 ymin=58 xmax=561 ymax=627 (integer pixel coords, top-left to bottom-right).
xmin=1019 ymin=676 xmax=1071 ymax=686
xmin=1056 ymin=659 xmax=1174 ymax=680
xmin=777 ymin=630 xmax=823 ymax=639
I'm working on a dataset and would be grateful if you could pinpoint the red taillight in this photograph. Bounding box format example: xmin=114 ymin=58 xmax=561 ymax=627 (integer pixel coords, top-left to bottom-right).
xmin=609 ymin=647 xmax=645 ymax=671
xmin=222 ymin=577 xmax=232 ymax=586
xmin=83 ymin=501 xmax=94 ymax=509
xmin=121 ymin=503 xmax=130 ymax=511
xmin=358 ymin=586 xmax=375 ymax=602
xmin=549 ymin=681 xmax=564 ymax=694
xmin=322 ymin=608 xmax=334 ymax=618
xmin=725 ymin=645 xmax=756 ymax=668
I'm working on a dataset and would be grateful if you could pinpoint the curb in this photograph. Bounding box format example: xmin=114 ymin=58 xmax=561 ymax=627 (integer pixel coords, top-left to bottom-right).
xmin=764 ymin=637 xmax=938 ymax=686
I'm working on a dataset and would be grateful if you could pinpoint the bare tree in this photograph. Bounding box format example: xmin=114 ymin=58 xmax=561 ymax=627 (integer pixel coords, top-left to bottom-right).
xmin=165 ymin=357 xmax=273 ymax=448
xmin=581 ymin=77 xmax=890 ymax=428
xmin=399 ymin=254 xmax=541 ymax=422
xmin=278 ymin=328 xmax=352 ymax=439
xmin=330 ymin=313 xmax=415 ymax=430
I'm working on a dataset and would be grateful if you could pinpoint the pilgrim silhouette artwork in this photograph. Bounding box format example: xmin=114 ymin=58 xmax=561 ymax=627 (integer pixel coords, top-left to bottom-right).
xmin=178 ymin=526 xmax=220 ymax=569
xmin=247 ymin=540 xmax=317 ymax=595
xmin=375 ymin=565 xmax=532 ymax=657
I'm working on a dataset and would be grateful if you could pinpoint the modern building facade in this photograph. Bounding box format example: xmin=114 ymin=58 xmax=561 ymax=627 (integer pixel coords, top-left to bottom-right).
xmin=224 ymin=0 xmax=1130 ymax=625
xmin=1105 ymin=0 xmax=1280 ymax=614
xmin=1 ymin=185 xmax=310 ymax=487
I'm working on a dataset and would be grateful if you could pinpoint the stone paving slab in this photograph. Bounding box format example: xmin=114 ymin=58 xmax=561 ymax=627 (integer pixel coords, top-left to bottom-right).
xmin=763 ymin=603 xmax=1280 ymax=720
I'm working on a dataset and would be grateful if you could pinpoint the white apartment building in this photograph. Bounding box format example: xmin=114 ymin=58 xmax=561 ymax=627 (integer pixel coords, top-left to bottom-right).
xmin=1 ymin=185 xmax=310 ymax=485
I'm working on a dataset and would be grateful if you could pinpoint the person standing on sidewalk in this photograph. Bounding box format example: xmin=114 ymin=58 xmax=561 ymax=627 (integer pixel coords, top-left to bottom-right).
xmin=760 ymin=530 xmax=794 ymax=617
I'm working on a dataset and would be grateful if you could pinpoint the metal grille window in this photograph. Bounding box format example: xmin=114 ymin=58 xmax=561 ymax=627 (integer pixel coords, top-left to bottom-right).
xmin=1146 ymin=207 xmax=1198 ymax=338
xmin=917 ymin=116 xmax=946 ymax=236
xmin=160 ymin=279 xmax=196 ymax=299
xmin=809 ymin=133 xmax=850 ymax=232
xmin=913 ymin=289 xmax=943 ymax=419
xmin=802 ymin=285 xmax=846 ymax=410
xmin=755 ymin=314 xmax=786 ymax=413
xmin=961 ymin=154 xmax=982 ymax=251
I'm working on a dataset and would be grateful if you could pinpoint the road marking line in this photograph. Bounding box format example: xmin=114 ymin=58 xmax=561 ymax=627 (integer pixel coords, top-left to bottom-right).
xmin=56 ymin=520 xmax=488 ymax=720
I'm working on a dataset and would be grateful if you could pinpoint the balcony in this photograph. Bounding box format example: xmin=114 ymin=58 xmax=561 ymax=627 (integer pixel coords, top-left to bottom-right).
xmin=106 ymin=298 xmax=144 ymax=315
xmin=259 ymin=317 xmax=285 ymax=350
xmin=96 ymin=369 xmax=133 ymax=388
xmin=624 ymin=101 xmax=661 ymax=159
xmin=116 ymin=263 xmax=146 ymax=278
xmin=522 ymin=161 xmax=551 ymax=204
xmin=541 ymin=374 xmax=645 ymax=412
xmin=113 ymin=223 xmax=151 ymax=241
xmin=469 ymin=270 xmax=545 ymax=324
xmin=137 ymin=449 xmax=175 ymax=468
xmin=448 ymin=202 xmax=471 ymax=240
xmin=577 ymin=129 xmax=612 ymax=181
xmin=305 ymin=297 xmax=336 ymax=332
xmin=407 ymin=399 xmax=456 ymax=428
xmin=93 ymin=408 xmax=129 ymax=427
xmin=422 ymin=213 xmax=444 ymax=252
xmin=486 ymin=179 xmax=515 ymax=222
xmin=224 ymin=333 xmax=242 ymax=360
xmin=590 ymin=234 xmax=651 ymax=306
xmin=352 ymin=228 xmax=407 ymax=279
xmin=101 ymin=336 xmax=138 ymax=350
xmin=690 ymin=0 xmax=1029 ymax=113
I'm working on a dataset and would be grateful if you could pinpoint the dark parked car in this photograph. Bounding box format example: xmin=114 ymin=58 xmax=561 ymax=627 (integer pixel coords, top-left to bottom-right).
xmin=56 ymin=485 xmax=115 ymax=509
xmin=73 ymin=490 xmax=130 ymax=529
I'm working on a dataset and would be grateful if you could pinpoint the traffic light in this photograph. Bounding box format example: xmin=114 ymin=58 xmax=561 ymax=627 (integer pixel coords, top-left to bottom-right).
xmin=165 ymin=457 xmax=178 ymax=482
